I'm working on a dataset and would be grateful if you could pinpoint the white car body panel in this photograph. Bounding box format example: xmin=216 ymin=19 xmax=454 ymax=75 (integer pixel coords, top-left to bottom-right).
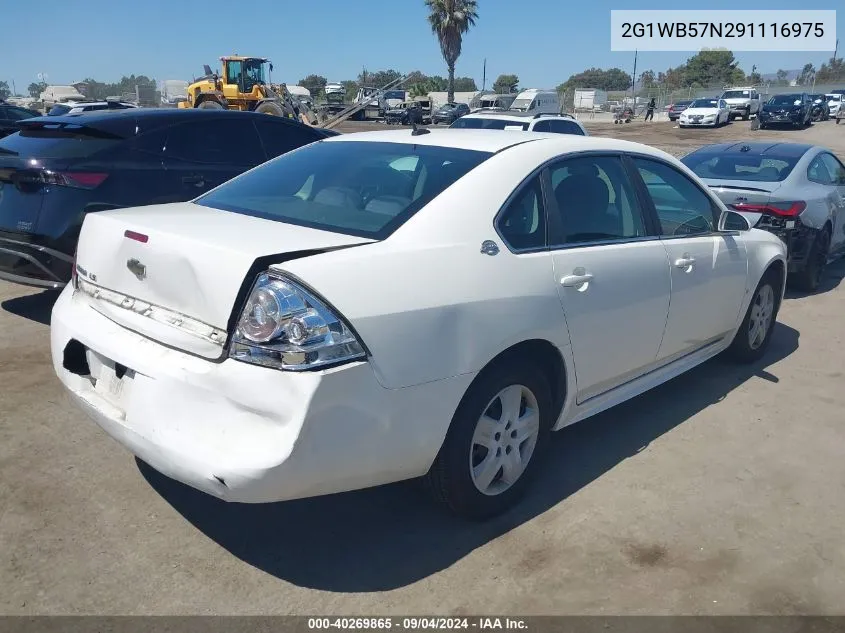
xmin=52 ymin=129 xmax=788 ymax=504
xmin=680 ymin=104 xmax=729 ymax=126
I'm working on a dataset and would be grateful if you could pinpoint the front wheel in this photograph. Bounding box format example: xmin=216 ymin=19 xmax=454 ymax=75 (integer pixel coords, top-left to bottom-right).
xmin=742 ymin=109 xmax=750 ymax=121
xmin=425 ymin=362 xmax=553 ymax=520
xmin=727 ymin=271 xmax=780 ymax=363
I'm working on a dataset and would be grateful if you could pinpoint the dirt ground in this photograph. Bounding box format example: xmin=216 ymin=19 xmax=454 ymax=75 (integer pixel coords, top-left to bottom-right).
xmin=2 ymin=118 xmax=845 ymax=615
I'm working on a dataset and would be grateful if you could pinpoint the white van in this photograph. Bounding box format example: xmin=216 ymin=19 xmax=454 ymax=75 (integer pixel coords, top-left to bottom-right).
xmin=509 ymin=89 xmax=560 ymax=114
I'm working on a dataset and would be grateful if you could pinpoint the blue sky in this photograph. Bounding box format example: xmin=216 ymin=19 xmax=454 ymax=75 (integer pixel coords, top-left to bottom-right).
xmin=1 ymin=0 xmax=841 ymax=93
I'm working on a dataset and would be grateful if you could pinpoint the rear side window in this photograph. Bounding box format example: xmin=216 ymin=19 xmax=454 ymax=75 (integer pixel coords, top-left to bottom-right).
xmin=195 ymin=140 xmax=492 ymax=239
xmin=450 ymin=118 xmax=529 ymax=130
xmin=162 ymin=119 xmax=264 ymax=165
xmin=4 ymin=107 xmax=38 ymax=121
xmin=254 ymin=118 xmax=323 ymax=160
xmin=532 ymin=119 xmax=585 ymax=135
xmin=682 ymin=152 xmax=798 ymax=182
xmin=0 ymin=127 xmax=121 ymax=158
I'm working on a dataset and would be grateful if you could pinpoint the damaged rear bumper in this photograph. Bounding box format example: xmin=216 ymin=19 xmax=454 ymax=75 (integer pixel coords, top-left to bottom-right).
xmin=50 ymin=286 xmax=474 ymax=503
xmin=754 ymin=218 xmax=815 ymax=273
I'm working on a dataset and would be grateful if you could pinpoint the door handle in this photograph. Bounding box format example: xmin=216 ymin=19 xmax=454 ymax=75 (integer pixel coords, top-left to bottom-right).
xmin=560 ymin=272 xmax=594 ymax=287
xmin=674 ymin=255 xmax=696 ymax=270
xmin=182 ymin=175 xmax=206 ymax=187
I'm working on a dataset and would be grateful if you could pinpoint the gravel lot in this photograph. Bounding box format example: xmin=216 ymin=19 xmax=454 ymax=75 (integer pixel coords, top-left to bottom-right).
xmin=2 ymin=118 xmax=845 ymax=615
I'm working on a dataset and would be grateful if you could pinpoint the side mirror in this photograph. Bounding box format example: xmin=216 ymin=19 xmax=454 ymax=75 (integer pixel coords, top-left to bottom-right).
xmin=718 ymin=209 xmax=752 ymax=232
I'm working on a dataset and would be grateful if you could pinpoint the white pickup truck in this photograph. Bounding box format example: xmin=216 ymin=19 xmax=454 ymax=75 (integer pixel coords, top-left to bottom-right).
xmin=720 ymin=87 xmax=761 ymax=121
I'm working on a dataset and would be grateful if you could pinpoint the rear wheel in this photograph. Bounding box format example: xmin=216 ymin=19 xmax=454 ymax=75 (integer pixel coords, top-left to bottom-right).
xmin=425 ymin=362 xmax=553 ymax=520
xmin=727 ymin=270 xmax=780 ymax=363
xmin=198 ymin=100 xmax=224 ymax=110
xmin=792 ymin=228 xmax=830 ymax=293
xmin=742 ymin=108 xmax=750 ymax=121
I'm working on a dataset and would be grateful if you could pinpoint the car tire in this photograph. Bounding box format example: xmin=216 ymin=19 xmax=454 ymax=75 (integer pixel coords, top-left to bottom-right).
xmin=791 ymin=227 xmax=830 ymax=293
xmin=742 ymin=109 xmax=750 ymax=121
xmin=727 ymin=269 xmax=781 ymax=364
xmin=425 ymin=361 xmax=554 ymax=520
xmin=837 ymin=118 xmax=841 ymax=125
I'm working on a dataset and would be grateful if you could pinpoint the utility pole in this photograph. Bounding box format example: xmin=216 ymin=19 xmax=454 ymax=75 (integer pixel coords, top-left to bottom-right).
xmin=833 ymin=39 xmax=838 ymax=63
xmin=482 ymin=58 xmax=486 ymax=91
xmin=631 ymin=50 xmax=638 ymax=105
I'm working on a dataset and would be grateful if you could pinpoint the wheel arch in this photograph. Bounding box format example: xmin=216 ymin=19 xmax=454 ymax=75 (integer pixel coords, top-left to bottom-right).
xmin=459 ymin=338 xmax=569 ymax=431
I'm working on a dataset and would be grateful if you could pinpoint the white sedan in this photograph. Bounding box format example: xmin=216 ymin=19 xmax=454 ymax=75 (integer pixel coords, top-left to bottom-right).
xmin=679 ymin=98 xmax=731 ymax=127
xmin=51 ymin=129 xmax=787 ymax=519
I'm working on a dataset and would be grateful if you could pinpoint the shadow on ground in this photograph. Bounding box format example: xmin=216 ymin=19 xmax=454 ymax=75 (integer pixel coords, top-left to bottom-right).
xmin=140 ymin=322 xmax=800 ymax=593
xmin=1 ymin=289 xmax=60 ymax=326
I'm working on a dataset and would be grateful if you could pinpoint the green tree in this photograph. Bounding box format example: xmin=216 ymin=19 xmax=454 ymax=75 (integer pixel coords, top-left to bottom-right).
xmin=298 ymin=74 xmax=327 ymax=98
xmin=341 ymin=80 xmax=359 ymax=102
xmin=775 ymin=69 xmax=789 ymax=86
xmin=0 ymin=81 xmax=10 ymax=100
xmin=816 ymin=56 xmax=845 ymax=83
xmin=683 ymin=49 xmax=744 ymax=87
xmin=493 ymin=74 xmax=519 ymax=93
xmin=557 ymin=67 xmax=632 ymax=96
xmin=358 ymin=69 xmax=402 ymax=88
xmin=797 ymin=63 xmax=815 ymax=86
xmin=425 ymin=0 xmax=479 ymax=103
xmin=638 ymin=70 xmax=655 ymax=91
xmin=453 ymin=76 xmax=477 ymax=91
xmin=28 ymin=81 xmax=47 ymax=98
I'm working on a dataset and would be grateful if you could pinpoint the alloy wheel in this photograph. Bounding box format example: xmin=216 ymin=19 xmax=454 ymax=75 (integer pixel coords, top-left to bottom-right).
xmin=748 ymin=284 xmax=775 ymax=350
xmin=469 ymin=384 xmax=540 ymax=496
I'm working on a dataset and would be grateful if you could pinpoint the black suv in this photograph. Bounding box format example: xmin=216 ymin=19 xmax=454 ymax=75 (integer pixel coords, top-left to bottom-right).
xmin=758 ymin=93 xmax=812 ymax=129
xmin=0 ymin=102 xmax=42 ymax=139
xmin=0 ymin=108 xmax=335 ymax=288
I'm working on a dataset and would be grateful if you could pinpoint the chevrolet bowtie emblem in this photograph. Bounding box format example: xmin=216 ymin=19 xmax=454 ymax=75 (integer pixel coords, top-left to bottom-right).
xmin=126 ymin=258 xmax=146 ymax=280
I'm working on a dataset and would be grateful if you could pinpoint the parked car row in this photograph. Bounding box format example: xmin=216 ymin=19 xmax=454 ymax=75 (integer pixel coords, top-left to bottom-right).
xmin=2 ymin=100 xmax=843 ymax=521
xmin=0 ymin=109 xmax=336 ymax=288
xmin=666 ymin=90 xmax=845 ymax=129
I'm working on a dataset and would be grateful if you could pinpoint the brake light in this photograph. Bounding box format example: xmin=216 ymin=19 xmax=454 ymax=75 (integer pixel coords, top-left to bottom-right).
xmin=731 ymin=201 xmax=806 ymax=218
xmin=41 ymin=171 xmax=109 ymax=189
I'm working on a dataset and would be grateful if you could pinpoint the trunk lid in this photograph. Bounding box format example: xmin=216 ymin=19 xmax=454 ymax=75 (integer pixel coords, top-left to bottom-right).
xmin=75 ymin=202 xmax=374 ymax=359
xmin=701 ymin=179 xmax=781 ymax=227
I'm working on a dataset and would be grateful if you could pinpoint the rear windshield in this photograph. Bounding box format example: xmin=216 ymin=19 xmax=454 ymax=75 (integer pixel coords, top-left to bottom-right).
xmin=0 ymin=128 xmax=120 ymax=159
xmin=681 ymin=153 xmax=799 ymax=182
xmin=451 ymin=117 xmax=529 ymax=130
xmin=690 ymin=99 xmax=718 ymax=108
xmin=721 ymin=90 xmax=750 ymax=99
xmin=195 ymin=140 xmax=492 ymax=239
xmin=768 ymin=95 xmax=801 ymax=105
xmin=48 ymin=104 xmax=72 ymax=116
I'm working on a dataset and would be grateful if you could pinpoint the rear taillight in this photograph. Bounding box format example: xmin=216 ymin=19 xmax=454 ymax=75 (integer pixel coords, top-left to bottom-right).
xmin=41 ymin=171 xmax=109 ymax=189
xmin=731 ymin=201 xmax=806 ymax=218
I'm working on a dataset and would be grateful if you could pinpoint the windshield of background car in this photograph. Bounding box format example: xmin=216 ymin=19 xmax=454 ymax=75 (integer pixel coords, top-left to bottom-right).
xmin=721 ymin=90 xmax=750 ymax=99
xmin=511 ymin=98 xmax=532 ymax=110
xmin=690 ymin=99 xmax=718 ymax=108
xmin=681 ymin=152 xmax=799 ymax=182
xmin=47 ymin=104 xmax=72 ymax=116
xmin=195 ymin=141 xmax=493 ymax=239
xmin=768 ymin=95 xmax=800 ymax=105
xmin=450 ymin=117 xmax=529 ymax=130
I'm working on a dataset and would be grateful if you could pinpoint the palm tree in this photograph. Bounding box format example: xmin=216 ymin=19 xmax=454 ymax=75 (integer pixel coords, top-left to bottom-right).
xmin=425 ymin=0 xmax=479 ymax=103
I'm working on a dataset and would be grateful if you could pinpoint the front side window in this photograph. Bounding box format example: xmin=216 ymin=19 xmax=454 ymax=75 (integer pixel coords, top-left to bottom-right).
xmin=549 ymin=156 xmax=646 ymax=245
xmin=450 ymin=118 xmax=529 ymax=130
xmin=196 ymin=141 xmax=492 ymax=239
xmin=496 ymin=176 xmax=546 ymax=251
xmin=633 ymin=157 xmax=716 ymax=236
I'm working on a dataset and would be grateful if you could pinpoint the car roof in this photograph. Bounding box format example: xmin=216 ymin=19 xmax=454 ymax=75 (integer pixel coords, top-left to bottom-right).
xmin=684 ymin=141 xmax=817 ymax=158
xmin=325 ymin=128 xmax=659 ymax=156
xmin=19 ymin=108 xmax=322 ymax=138
xmin=461 ymin=111 xmax=578 ymax=122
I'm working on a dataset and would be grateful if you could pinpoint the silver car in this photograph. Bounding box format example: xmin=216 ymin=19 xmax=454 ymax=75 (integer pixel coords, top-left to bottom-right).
xmin=682 ymin=142 xmax=845 ymax=292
